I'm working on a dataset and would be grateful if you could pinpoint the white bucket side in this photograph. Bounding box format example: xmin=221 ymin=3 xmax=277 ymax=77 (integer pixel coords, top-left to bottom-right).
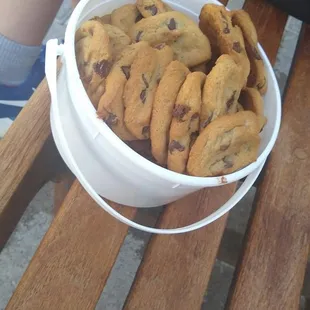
xmin=48 ymin=52 xmax=266 ymax=233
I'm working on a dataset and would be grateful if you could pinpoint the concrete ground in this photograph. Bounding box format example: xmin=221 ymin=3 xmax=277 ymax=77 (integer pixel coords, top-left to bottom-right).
xmin=0 ymin=1 xmax=308 ymax=309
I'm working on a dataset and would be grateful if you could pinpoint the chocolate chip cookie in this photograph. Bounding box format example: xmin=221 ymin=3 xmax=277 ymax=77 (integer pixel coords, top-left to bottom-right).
xmin=136 ymin=0 xmax=167 ymax=17
xmin=124 ymin=45 xmax=159 ymax=139
xmin=231 ymin=10 xmax=267 ymax=94
xmin=129 ymin=11 xmax=211 ymax=67
xmin=199 ymin=4 xmax=250 ymax=86
xmin=102 ymin=24 xmax=131 ymax=59
xmin=167 ymin=72 xmax=206 ymax=173
xmin=111 ymin=4 xmax=143 ymax=33
xmin=200 ymin=55 xmax=243 ymax=130
xmin=75 ymin=20 xmax=113 ymax=107
xmin=239 ymin=87 xmax=267 ymax=131
xmin=151 ymin=60 xmax=190 ymax=165
xmin=97 ymin=42 xmax=149 ymax=141
xmin=187 ymin=111 xmax=261 ymax=177
xmin=154 ymin=43 xmax=174 ymax=82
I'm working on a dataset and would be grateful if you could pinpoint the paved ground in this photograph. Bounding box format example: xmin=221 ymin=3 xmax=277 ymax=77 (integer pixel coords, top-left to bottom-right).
xmin=0 ymin=1 xmax=307 ymax=309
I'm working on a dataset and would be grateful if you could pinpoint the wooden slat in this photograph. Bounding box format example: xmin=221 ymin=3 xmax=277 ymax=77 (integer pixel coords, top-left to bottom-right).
xmin=0 ymin=77 xmax=65 ymax=249
xmin=227 ymin=24 xmax=310 ymax=310
xmin=124 ymin=185 xmax=235 ymax=310
xmin=6 ymin=181 xmax=136 ymax=310
xmin=125 ymin=1 xmax=288 ymax=309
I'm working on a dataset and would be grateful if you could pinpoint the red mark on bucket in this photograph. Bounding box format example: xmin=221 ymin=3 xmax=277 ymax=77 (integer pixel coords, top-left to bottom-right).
xmin=219 ymin=176 xmax=228 ymax=184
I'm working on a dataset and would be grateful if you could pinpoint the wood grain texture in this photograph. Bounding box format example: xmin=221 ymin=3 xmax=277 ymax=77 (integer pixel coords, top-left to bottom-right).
xmin=227 ymin=24 xmax=310 ymax=310
xmin=6 ymin=181 xmax=136 ymax=310
xmin=124 ymin=184 xmax=235 ymax=310
xmin=0 ymin=77 xmax=65 ymax=249
xmin=243 ymin=0 xmax=288 ymax=64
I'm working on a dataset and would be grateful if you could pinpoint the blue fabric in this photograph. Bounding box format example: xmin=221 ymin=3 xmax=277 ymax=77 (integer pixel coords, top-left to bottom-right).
xmin=0 ymin=45 xmax=46 ymax=119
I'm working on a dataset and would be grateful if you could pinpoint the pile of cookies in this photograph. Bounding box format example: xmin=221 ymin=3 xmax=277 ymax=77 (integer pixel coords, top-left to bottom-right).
xmin=75 ymin=0 xmax=268 ymax=177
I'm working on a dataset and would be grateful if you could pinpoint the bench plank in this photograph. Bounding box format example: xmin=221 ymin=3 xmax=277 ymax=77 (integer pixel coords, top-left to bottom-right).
xmin=0 ymin=77 xmax=64 ymax=249
xmin=125 ymin=1 xmax=287 ymax=309
xmin=6 ymin=181 xmax=136 ymax=310
xmin=124 ymin=185 xmax=235 ymax=310
xmin=227 ymin=24 xmax=310 ymax=310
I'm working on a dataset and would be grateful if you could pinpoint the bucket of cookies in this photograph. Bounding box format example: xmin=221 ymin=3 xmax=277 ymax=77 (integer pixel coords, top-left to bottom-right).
xmin=46 ymin=0 xmax=281 ymax=233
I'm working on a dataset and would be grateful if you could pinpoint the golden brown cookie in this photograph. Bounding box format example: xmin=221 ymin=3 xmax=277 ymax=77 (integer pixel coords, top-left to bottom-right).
xmin=239 ymin=87 xmax=267 ymax=131
xmin=102 ymin=24 xmax=131 ymax=59
xmin=187 ymin=111 xmax=261 ymax=177
xmin=97 ymin=42 xmax=149 ymax=141
xmin=150 ymin=61 xmax=190 ymax=165
xmin=124 ymin=45 xmax=159 ymax=139
xmin=199 ymin=4 xmax=250 ymax=86
xmin=129 ymin=11 xmax=211 ymax=67
xmin=231 ymin=10 xmax=267 ymax=94
xmin=75 ymin=20 xmax=113 ymax=107
xmin=153 ymin=43 xmax=174 ymax=81
xmin=167 ymin=72 xmax=206 ymax=173
xmin=200 ymin=55 xmax=243 ymax=130
xmin=91 ymin=14 xmax=112 ymax=24
xmin=136 ymin=0 xmax=167 ymax=17
xmin=111 ymin=4 xmax=143 ymax=33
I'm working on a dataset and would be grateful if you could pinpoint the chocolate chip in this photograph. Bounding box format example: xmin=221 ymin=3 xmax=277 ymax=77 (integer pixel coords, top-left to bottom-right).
xmin=136 ymin=31 xmax=143 ymax=42
xmin=169 ymin=140 xmax=185 ymax=153
xmin=135 ymin=13 xmax=143 ymax=23
xmin=253 ymin=47 xmax=262 ymax=60
xmin=140 ymin=89 xmax=147 ymax=103
xmin=154 ymin=43 xmax=166 ymax=50
xmin=172 ymin=104 xmax=191 ymax=121
xmin=142 ymin=74 xmax=149 ymax=88
xmin=191 ymin=112 xmax=199 ymax=120
xmin=223 ymin=156 xmax=233 ymax=168
xmin=233 ymin=42 xmax=242 ymax=53
xmin=201 ymin=112 xmax=213 ymax=129
xmin=226 ymin=91 xmax=236 ymax=109
xmin=220 ymin=143 xmax=230 ymax=151
xmin=105 ymin=113 xmax=118 ymax=126
xmin=121 ymin=65 xmax=131 ymax=80
xmin=145 ymin=4 xmax=158 ymax=16
xmin=168 ymin=18 xmax=176 ymax=30
xmin=93 ymin=60 xmax=112 ymax=78
xmin=142 ymin=126 xmax=150 ymax=137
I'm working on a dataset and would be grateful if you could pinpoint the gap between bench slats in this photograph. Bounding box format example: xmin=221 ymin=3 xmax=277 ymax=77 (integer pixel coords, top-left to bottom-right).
xmin=6 ymin=181 xmax=136 ymax=310
xmin=124 ymin=1 xmax=287 ymax=309
xmin=227 ymin=24 xmax=310 ymax=310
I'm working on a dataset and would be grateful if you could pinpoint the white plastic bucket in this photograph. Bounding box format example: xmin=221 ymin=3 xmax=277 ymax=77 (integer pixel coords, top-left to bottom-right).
xmin=46 ymin=0 xmax=281 ymax=234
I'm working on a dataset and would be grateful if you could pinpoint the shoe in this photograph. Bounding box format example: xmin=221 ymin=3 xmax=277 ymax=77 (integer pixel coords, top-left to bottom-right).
xmin=0 ymin=45 xmax=46 ymax=137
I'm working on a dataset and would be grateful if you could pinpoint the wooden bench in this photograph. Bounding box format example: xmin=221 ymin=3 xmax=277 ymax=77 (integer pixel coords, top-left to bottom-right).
xmin=0 ymin=0 xmax=309 ymax=308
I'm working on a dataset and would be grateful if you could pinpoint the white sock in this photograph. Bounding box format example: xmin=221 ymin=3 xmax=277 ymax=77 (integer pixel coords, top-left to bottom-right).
xmin=0 ymin=33 xmax=41 ymax=86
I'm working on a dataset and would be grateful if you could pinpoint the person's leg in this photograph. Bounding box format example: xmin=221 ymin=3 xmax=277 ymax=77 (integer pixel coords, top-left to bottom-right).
xmin=0 ymin=0 xmax=63 ymax=46
xmin=0 ymin=0 xmax=63 ymax=85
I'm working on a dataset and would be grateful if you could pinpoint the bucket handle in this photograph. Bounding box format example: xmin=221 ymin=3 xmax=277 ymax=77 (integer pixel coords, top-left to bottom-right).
xmin=46 ymin=39 xmax=264 ymax=234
